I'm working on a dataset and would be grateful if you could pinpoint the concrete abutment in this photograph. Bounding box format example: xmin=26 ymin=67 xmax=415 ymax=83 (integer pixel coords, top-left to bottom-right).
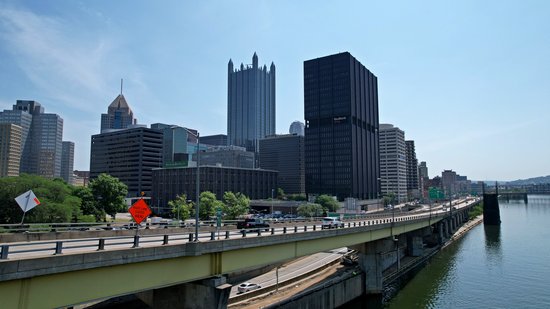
xmin=136 ymin=277 xmax=231 ymax=309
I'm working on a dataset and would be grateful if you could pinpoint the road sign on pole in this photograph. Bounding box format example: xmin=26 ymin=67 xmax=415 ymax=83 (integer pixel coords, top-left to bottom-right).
xmin=15 ymin=190 xmax=41 ymax=225
xmin=129 ymin=199 xmax=152 ymax=225
xmin=15 ymin=190 xmax=40 ymax=212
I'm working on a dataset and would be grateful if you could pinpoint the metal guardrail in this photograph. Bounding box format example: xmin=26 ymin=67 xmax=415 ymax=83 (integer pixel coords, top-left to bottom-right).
xmin=0 ymin=200 xmax=479 ymax=261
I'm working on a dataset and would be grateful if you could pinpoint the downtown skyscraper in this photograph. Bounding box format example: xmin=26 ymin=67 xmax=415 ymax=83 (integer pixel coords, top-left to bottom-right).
xmin=100 ymin=92 xmax=137 ymax=133
xmin=304 ymin=52 xmax=380 ymax=200
xmin=227 ymin=53 xmax=275 ymax=155
xmin=379 ymin=124 xmax=407 ymax=203
xmin=0 ymin=100 xmax=66 ymax=178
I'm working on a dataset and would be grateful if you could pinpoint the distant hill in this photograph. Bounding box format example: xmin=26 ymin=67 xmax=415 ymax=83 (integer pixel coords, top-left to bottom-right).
xmin=506 ymin=175 xmax=550 ymax=186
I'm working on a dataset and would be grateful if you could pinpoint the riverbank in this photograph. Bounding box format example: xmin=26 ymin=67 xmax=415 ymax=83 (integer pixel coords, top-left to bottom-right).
xmin=442 ymin=214 xmax=484 ymax=249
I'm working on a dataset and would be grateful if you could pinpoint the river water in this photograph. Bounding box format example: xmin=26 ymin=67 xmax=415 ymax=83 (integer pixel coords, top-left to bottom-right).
xmin=386 ymin=195 xmax=550 ymax=308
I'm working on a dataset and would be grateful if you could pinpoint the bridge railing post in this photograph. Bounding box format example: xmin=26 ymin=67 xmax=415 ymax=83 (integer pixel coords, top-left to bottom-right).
xmin=242 ymin=230 xmax=247 ymax=237
xmin=313 ymin=224 xmax=316 ymax=231
xmin=189 ymin=233 xmax=194 ymax=242
xmin=294 ymin=226 xmax=298 ymax=233
xmin=283 ymin=227 xmax=287 ymax=234
xmin=257 ymin=229 xmax=261 ymax=236
xmin=225 ymin=230 xmax=230 ymax=239
xmin=55 ymin=241 xmax=63 ymax=255
xmin=211 ymin=231 xmax=216 ymax=240
xmin=1 ymin=244 xmax=8 ymax=259
xmin=97 ymin=238 xmax=105 ymax=251
xmin=304 ymin=226 xmax=307 ymax=232
xmin=132 ymin=235 xmax=140 ymax=248
xmin=271 ymin=228 xmax=275 ymax=235
xmin=163 ymin=235 xmax=169 ymax=245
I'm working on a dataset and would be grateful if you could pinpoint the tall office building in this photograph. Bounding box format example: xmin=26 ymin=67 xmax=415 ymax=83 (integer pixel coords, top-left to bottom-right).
xmin=227 ymin=53 xmax=276 ymax=154
xmin=304 ymin=52 xmax=380 ymax=200
xmin=418 ymin=161 xmax=429 ymax=179
xmin=151 ymin=123 xmax=198 ymax=168
xmin=379 ymin=124 xmax=407 ymax=203
xmin=441 ymin=169 xmax=458 ymax=196
xmin=61 ymin=141 xmax=75 ymax=184
xmin=100 ymin=93 xmax=137 ymax=133
xmin=0 ymin=100 xmax=63 ymax=178
xmin=418 ymin=161 xmax=429 ymax=199
xmin=90 ymin=127 xmax=163 ymax=197
xmin=0 ymin=124 xmax=22 ymax=177
xmin=259 ymin=134 xmax=305 ymax=194
xmin=405 ymin=140 xmax=419 ymax=198
xmin=289 ymin=121 xmax=305 ymax=136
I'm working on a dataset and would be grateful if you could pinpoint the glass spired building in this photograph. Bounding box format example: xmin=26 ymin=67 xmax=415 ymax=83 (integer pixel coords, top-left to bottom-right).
xmin=227 ymin=52 xmax=275 ymax=156
xmin=304 ymin=52 xmax=380 ymax=200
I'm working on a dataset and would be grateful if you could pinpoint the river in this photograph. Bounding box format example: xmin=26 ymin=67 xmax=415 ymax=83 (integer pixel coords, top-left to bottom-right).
xmin=385 ymin=195 xmax=550 ymax=308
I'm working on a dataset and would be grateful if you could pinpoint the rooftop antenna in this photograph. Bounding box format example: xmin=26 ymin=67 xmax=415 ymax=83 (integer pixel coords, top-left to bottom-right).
xmin=120 ymin=78 xmax=123 ymax=95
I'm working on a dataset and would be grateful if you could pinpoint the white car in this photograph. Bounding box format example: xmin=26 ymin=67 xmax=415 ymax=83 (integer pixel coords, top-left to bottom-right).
xmin=321 ymin=217 xmax=343 ymax=229
xmin=237 ymin=282 xmax=261 ymax=293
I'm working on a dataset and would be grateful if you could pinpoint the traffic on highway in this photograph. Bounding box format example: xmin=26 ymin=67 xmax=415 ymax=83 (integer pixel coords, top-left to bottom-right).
xmin=0 ymin=197 xmax=480 ymax=261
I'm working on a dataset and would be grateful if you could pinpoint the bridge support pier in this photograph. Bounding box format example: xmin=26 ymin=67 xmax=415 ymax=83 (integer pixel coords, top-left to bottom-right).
xmin=353 ymin=238 xmax=395 ymax=295
xmin=136 ymin=276 xmax=231 ymax=309
xmin=437 ymin=222 xmax=445 ymax=243
xmin=407 ymin=235 xmax=424 ymax=257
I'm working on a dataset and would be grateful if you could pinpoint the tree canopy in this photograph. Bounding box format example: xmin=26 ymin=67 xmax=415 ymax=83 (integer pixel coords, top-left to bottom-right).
xmin=169 ymin=194 xmax=193 ymax=221
xmin=88 ymin=173 xmax=128 ymax=220
xmin=0 ymin=174 xmax=80 ymax=223
xmin=315 ymin=194 xmax=340 ymax=212
xmin=198 ymin=191 xmax=223 ymax=220
xmin=222 ymin=192 xmax=250 ymax=219
xmin=297 ymin=203 xmax=324 ymax=217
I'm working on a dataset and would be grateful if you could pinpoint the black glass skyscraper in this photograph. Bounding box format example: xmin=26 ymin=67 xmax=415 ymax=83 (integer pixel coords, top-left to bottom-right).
xmin=227 ymin=53 xmax=275 ymax=155
xmin=304 ymin=52 xmax=380 ymax=200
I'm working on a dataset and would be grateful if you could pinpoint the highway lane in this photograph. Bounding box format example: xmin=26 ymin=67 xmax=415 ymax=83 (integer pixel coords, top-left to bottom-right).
xmin=0 ymin=198 xmax=479 ymax=261
xmin=229 ymin=247 xmax=349 ymax=298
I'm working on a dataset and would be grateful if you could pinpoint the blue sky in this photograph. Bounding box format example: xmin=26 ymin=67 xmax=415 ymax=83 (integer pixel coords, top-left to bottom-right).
xmin=0 ymin=1 xmax=549 ymax=181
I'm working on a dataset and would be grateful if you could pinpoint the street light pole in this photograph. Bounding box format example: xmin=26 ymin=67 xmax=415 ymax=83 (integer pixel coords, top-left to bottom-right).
xmin=195 ymin=132 xmax=200 ymax=242
xmin=271 ymin=188 xmax=274 ymax=215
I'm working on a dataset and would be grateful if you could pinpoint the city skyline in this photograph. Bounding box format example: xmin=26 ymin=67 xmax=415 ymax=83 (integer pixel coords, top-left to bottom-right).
xmin=1 ymin=1 xmax=549 ymax=181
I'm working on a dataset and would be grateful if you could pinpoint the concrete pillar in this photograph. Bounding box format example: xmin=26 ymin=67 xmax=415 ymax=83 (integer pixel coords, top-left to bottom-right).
xmin=437 ymin=222 xmax=444 ymax=244
xmin=407 ymin=236 xmax=423 ymax=257
xmin=136 ymin=277 xmax=231 ymax=309
xmin=447 ymin=219 xmax=453 ymax=235
xmin=354 ymin=238 xmax=395 ymax=295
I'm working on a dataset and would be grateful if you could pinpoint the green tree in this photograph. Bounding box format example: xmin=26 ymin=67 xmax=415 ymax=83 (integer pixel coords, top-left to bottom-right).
xmin=222 ymin=192 xmax=250 ymax=219
xmin=287 ymin=194 xmax=307 ymax=201
xmin=88 ymin=173 xmax=128 ymax=221
xmin=0 ymin=174 xmax=83 ymax=223
xmin=276 ymin=188 xmax=285 ymax=199
xmin=297 ymin=203 xmax=324 ymax=217
xmin=73 ymin=186 xmax=102 ymax=221
xmin=169 ymin=194 xmax=193 ymax=221
xmin=382 ymin=192 xmax=397 ymax=207
xmin=198 ymin=191 xmax=223 ymax=220
xmin=315 ymin=195 xmax=340 ymax=212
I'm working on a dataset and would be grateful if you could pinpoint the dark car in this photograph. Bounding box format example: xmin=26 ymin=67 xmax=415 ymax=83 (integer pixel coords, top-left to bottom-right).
xmin=236 ymin=218 xmax=270 ymax=230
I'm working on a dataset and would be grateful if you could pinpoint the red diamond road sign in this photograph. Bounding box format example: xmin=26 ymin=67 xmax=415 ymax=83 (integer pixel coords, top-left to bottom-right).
xmin=129 ymin=199 xmax=152 ymax=225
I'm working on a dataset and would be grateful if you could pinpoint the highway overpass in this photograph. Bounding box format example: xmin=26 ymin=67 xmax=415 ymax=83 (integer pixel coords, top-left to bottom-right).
xmin=0 ymin=198 xmax=479 ymax=309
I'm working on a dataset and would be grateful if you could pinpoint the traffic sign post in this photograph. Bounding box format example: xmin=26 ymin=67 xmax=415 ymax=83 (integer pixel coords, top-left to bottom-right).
xmin=216 ymin=208 xmax=222 ymax=239
xmin=129 ymin=199 xmax=152 ymax=225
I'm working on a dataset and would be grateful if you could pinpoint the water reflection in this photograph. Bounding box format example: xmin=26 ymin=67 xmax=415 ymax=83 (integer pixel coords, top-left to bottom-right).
xmin=483 ymin=225 xmax=502 ymax=267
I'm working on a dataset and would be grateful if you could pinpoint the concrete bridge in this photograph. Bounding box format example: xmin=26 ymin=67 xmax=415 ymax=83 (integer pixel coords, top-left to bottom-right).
xmin=0 ymin=199 xmax=480 ymax=309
